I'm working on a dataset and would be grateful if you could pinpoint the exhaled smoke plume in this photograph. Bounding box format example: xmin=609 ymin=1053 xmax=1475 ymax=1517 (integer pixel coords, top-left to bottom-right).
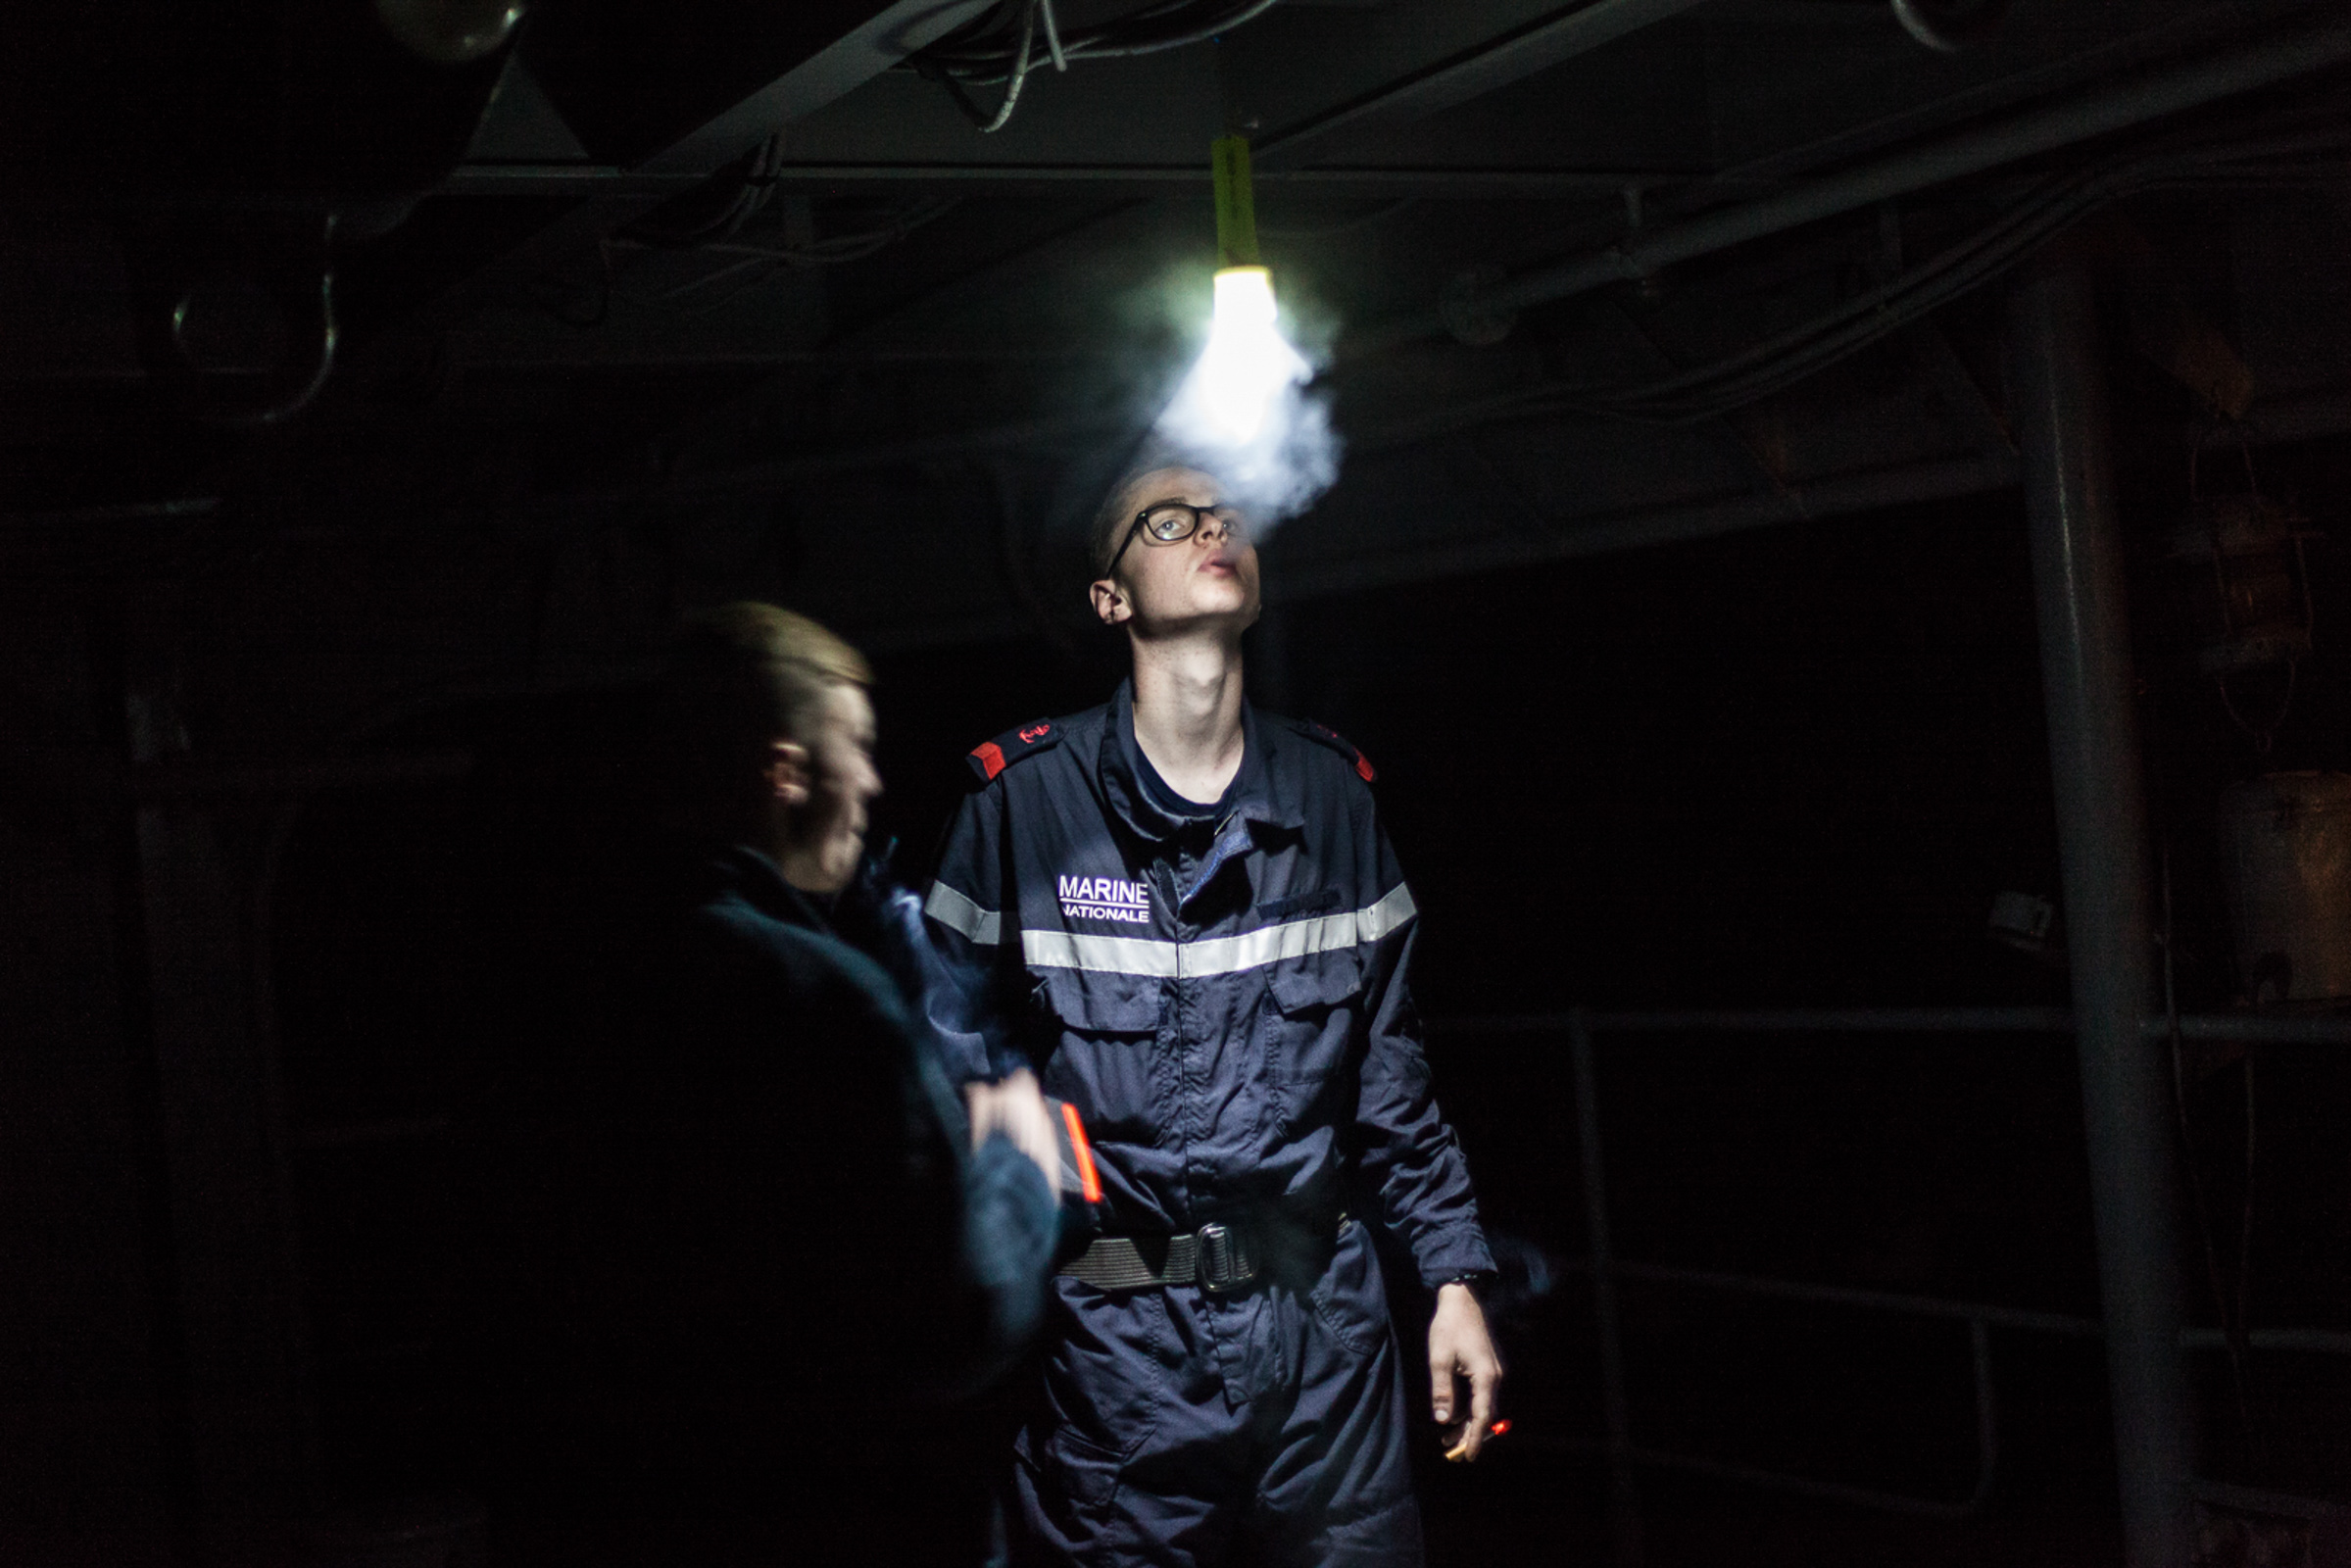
xmin=1151 ymin=268 xmax=1342 ymax=536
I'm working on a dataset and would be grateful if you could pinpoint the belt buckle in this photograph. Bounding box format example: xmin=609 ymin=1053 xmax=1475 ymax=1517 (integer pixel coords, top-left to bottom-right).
xmin=1196 ymin=1222 xmax=1255 ymax=1295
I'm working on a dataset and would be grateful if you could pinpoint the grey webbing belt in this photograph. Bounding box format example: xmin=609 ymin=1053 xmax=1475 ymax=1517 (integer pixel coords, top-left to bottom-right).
xmin=1060 ymin=1215 xmax=1341 ymax=1294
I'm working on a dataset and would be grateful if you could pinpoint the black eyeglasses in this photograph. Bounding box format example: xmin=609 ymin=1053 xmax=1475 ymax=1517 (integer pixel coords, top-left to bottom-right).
xmin=1106 ymin=500 xmax=1249 ymax=573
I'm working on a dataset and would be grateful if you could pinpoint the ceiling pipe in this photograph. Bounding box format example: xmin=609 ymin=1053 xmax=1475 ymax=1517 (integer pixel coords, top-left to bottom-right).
xmin=1363 ymin=14 xmax=2351 ymax=353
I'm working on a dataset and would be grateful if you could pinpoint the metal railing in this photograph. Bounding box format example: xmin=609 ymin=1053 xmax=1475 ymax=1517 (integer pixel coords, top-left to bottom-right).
xmin=1436 ymin=1006 xmax=2351 ymax=1566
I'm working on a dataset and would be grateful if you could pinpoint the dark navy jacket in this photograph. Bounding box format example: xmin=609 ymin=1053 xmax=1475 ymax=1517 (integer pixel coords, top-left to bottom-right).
xmin=925 ymin=683 xmax=1494 ymax=1291
xmin=480 ymin=845 xmax=1056 ymax=1426
xmin=464 ymin=846 xmax=1056 ymax=1564
xmin=641 ymin=846 xmax=1056 ymax=1398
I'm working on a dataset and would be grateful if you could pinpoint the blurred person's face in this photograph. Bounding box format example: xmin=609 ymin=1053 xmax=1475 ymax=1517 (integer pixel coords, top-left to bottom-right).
xmin=1091 ymin=466 xmax=1261 ymax=638
xmin=769 ymin=681 xmax=881 ymax=894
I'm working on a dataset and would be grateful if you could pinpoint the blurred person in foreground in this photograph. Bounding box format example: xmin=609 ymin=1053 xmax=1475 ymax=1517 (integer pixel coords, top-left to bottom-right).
xmin=474 ymin=603 xmax=1064 ymax=1567
xmin=923 ymin=450 xmax=1502 ymax=1567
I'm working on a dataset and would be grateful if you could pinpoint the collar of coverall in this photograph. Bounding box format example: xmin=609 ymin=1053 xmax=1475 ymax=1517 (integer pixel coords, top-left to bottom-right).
xmin=706 ymin=842 xmax=838 ymax=936
xmin=1097 ymin=678 xmax=1305 ymax=847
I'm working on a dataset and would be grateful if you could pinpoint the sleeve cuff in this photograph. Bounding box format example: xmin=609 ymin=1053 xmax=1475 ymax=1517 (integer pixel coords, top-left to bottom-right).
xmin=1414 ymin=1229 xmax=1497 ymax=1292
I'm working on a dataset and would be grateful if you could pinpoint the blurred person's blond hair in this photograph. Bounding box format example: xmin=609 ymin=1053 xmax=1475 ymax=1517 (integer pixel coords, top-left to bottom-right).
xmin=664 ymin=601 xmax=872 ymax=827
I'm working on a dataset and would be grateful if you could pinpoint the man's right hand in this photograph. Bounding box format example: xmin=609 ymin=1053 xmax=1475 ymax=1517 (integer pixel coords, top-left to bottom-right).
xmin=1431 ymin=1282 xmax=1504 ymax=1460
xmin=964 ymin=1068 xmax=1062 ymax=1197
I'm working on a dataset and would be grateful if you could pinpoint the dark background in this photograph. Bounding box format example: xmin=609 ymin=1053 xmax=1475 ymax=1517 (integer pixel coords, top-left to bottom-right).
xmin=9 ymin=1 xmax=2351 ymax=1564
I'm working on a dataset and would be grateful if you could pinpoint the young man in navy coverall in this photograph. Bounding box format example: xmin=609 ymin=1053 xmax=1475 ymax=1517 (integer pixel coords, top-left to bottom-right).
xmin=924 ymin=463 xmax=1502 ymax=1566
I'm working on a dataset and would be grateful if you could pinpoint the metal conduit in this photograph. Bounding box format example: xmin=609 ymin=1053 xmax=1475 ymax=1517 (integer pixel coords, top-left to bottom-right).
xmin=1363 ymin=15 xmax=2351 ymax=350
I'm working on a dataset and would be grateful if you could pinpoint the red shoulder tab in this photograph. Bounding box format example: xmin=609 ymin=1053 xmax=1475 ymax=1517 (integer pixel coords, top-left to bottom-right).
xmin=1295 ymin=718 xmax=1377 ymax=783
xmin=965 ymin=718 xmax=1062 ymax=784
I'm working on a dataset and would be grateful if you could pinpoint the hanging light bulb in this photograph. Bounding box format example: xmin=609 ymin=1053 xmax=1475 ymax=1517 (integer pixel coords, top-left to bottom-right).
xmin=1180 ymin=264 xmax=1308 ymax=446
xmin=1161 ymin=136 xmax=1311 ymax=454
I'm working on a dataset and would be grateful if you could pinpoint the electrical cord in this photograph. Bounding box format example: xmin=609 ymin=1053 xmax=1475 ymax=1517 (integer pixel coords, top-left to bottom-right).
xmin=908 ymin=0 xmax=1286 ymax=130
xmin=531 ymin=194 xmax=955 ymax=325
xmin=1041 ymin=0 xmax=1068 ymax=72
xmin=622 ymin=134 xmax=786 ymax=250
xmin=582 ymin=200 xmax=962 ymax=318
xmin=563 ymin=127 xmax=961 ymax=319
xmin=955 ymin=0 xmax=1042 ymax=134
xmin=921 ymin=0 xmax=1282 ymax=71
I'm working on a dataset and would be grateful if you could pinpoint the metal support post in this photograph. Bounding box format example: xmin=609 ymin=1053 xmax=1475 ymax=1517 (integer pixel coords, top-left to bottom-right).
xmin=106 ymin=598 xmax=318 ymax=1560
xmin=2006 ymin=248 xmax=2190 ymax=1568
xmin=1570 ymin=1008 xmax=1643 ymax=1567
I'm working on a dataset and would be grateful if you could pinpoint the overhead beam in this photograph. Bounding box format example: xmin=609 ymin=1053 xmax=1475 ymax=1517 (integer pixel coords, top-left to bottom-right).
xmin=1355 ymin=12 xmax=2351 ymax=350
xmin=582 ymin=13 xmax=1703 ymax=191
xmin=408 ymin=0 xmax=992 ymax=327
xmin=1704 ymin=0 xmax=2330 ymax=189
xmin=438 ymin=162 xmax=1682 ymax=197
xmin=634 ymin=2 xmax=994 ymax=175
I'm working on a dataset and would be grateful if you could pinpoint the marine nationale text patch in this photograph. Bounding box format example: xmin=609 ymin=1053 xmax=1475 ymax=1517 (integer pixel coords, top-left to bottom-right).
xmin=1059 ymin=874 xmax=1151 ymax=925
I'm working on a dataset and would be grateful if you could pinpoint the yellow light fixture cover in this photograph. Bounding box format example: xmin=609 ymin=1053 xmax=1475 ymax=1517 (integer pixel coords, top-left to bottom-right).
xmin=1211 ymin=135 xmax=1260 ymax=270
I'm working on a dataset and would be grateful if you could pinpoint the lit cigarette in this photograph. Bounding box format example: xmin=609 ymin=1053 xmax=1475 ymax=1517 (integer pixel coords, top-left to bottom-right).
xmin=1444 ymin=1419 xmax=1511 ymax=1461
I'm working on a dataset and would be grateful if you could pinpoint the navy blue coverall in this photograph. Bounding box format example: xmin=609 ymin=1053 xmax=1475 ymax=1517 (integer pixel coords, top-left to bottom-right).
xmin=925 ymin=683 xmax=1495 ymax=1567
